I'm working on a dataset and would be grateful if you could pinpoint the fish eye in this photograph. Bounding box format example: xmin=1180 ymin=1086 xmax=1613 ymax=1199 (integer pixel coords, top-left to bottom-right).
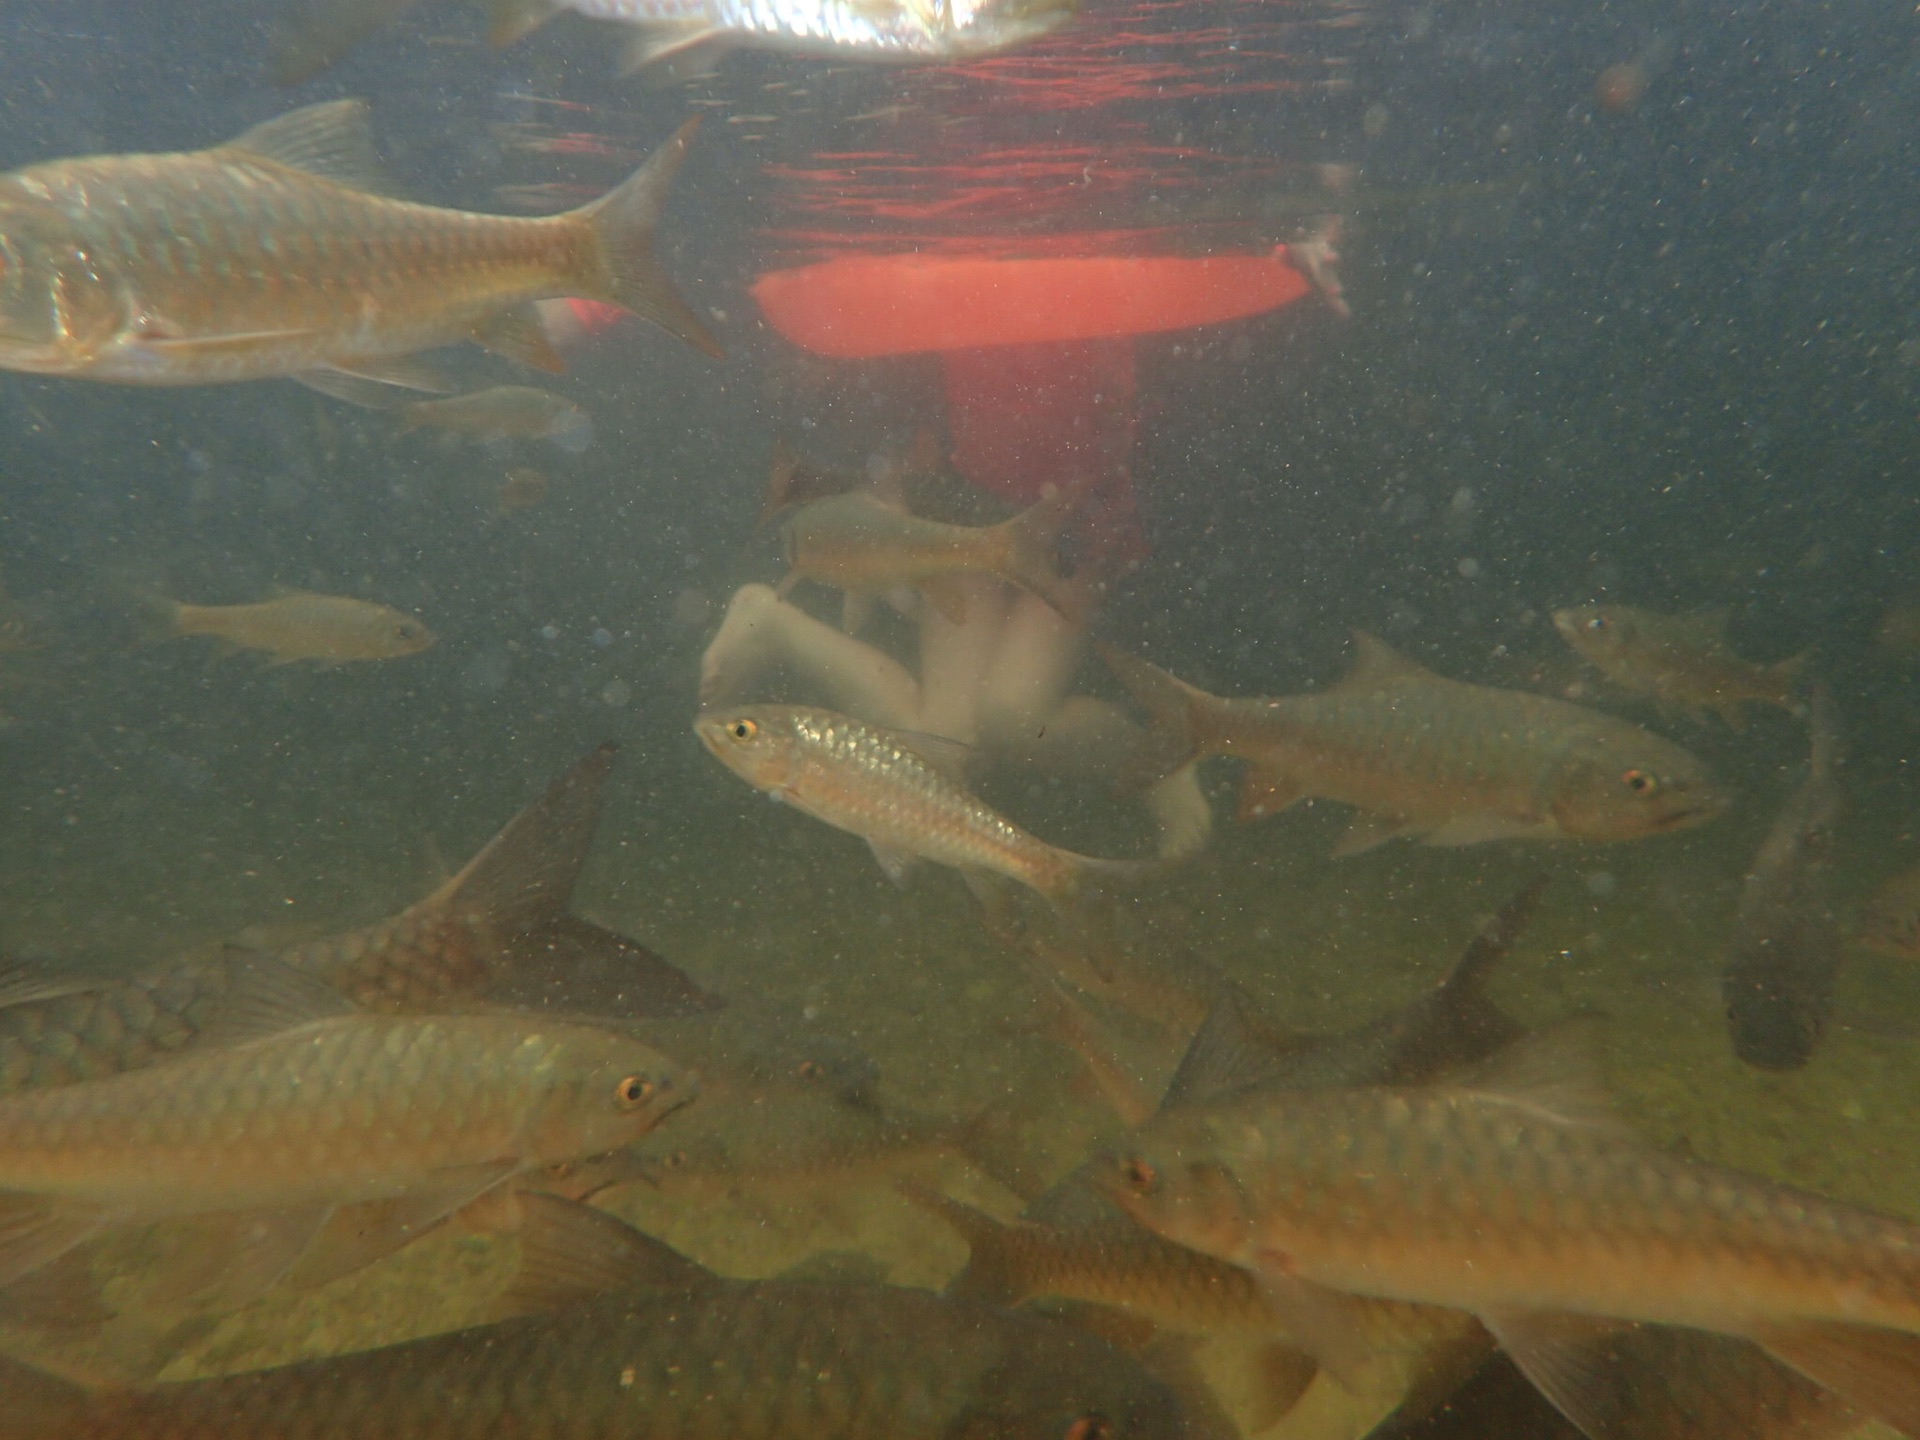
xmin=1622 ymin=768 xmax=1659 ymax=796
xmin=728 ymin=718 xmax=758 ymax=742
xmin=616 ymin=1075 xmax=655 ymax=1109
xmin=795 ymin=1059 xmax=826 ymax=1083
xmin=1065 ymin=1416 xmax=1114 ymax=1440
xmin=396 ymin=622 xmax=418 ymax=639
xmin=1584 ymin=615 xmax=1608 ymax=633
xmin=1121 ymin=1157 xmax=1157 ymax=1193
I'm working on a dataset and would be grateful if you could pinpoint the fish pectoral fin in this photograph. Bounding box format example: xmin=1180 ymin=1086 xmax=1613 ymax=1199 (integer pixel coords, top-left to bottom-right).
xmin=1249 ymin=1272 xmax=1384 ymax=1395
xmin=0 ymin=1194 xmax=112 ymax=1288
xmin=1236 ymin=767 xmax=1304 ymax=823
xmin=1478 ymin=1309 xmax=1640 ymax=1440
xmin=1754 ymin=1318 xmax=1920 ymax=1439
xmin=618 ymin=23 xmax=730 ymax=75
xmin=324 ymin=353 xmax=458 ymax=394
xmin=869 ymin=840 xmax=922 ymax=888
xmin=283 ymin=1161 xmax=520 ymax=1292
xmin=1329 ymin=811 xmax=1418 ymax=856
xmin=296 ymin=366 xmax=443 ymax=410
xmin=190 ymin=954 xmax=356 ymax=1049
xmin=1451 ymin=1020 xmax=1624 ymax=1133
xmin=1417 ymin=812 xmax=1561 ymax=847
xmin=493 ymin=1193 xmax=708 ymax=1318
xmin=136 ymin=1205 xmax=336 ymax=1310
xmin=225 ymin=99 xmax=395 ymax=194
xmin=473 ymin=305 xmax=565 ymax=374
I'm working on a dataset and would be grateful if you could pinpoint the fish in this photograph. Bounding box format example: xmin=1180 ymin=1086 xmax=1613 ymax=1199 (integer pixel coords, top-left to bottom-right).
xmin=1552 ymin=603 xmax=1807 ymax=728
xmin=0 ymin=100 xmax=719 ymax=400
xmin=1861 ymin=863 xmax=1920 ymax=962
xmin=695 ymin=705 xmax=1148 ymax=909
xmin=780 ymin=486 xmax=1088 ymax=629
xmin=1722 ymin=682 xmax=1845 ymax=1070
xmin=155 ymin=588 xmax=435 ymax=664
xmin=489 ymin=0 xmax=1078 ymax=72
xmin=396 ymin=385 xmax=595 ymax=451
xmin=0 ymin=969 xmax=695 ymax=1294
xmin=758 ymin=435 xmax=866 ymax=531
xmin=1101 ymin=636 xmax=1728 ymax=852
xmin=0 ymin=1193 xmax=1189 ymax=1440
xmin=1105 ymin=1034 xmax=1920 ymax=1439
xmin=0 ymin=743 xmax=720 ymax=1093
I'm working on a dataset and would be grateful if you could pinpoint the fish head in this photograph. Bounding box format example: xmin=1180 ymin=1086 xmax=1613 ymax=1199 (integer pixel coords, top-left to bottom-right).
xmin=517 ymin=1029 xmax=699 ymax=1161
xmin=950 ymin=1320 xmax=1189 ymax=1440
xmin=1548 ymin=730 xmax=1730 ymax=839
xmin=0 ymin=197 xmax=121 ymax=374
xmin=944 ymin=0 xmax=1080 ymax=53
xmin=1097 ymin=1119 xmax=1256 ymax=1264
xmin=695 ymin=706 xmax=801 ymax=795
xmin=365 ymin=605 xmax=437 ymax=658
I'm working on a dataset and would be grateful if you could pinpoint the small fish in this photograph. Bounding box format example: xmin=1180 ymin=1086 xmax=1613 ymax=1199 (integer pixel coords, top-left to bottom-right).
xmin=498 ymin=466 xmax=552 ymax=512
xmin=1552 ymin=604 xmax=1806 ymax=728
xmin=0 ymin=1195 xmax=1187 ymax=1440
xmin=1722 ymin=683 xmax=1845 ymax=1070
xmin=157 ymin=588 xmax=434 ymax=664
xmin=1107 ymin=1038 xmax=1920 ymax=1439
xmin=695 ymin=705 xmax=1146 ymax=908
xmin=397 ymin=386 xmax=595 ymax=452
xmin=0 ymin=101 xmax=719 ymax=399
xmin=1102 ymin=636 xmax=1727 ymax=852
xmin=1859 ymin=862 xmax=1920 ymax=962
xmin=0 ymin=971 xmax=694 ymax=1291
xmin=0 ymin=743 xmax=720 ymax=1093
xmin=781 ymin=486 xmax=1087 ymax=628
xmin=489 ymin=0 xmax=1077 ymax=71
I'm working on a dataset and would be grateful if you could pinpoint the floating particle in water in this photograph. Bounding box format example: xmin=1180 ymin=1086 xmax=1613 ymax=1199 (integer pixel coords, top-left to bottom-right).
xmin=539 ymin=624 xmax=561 ymax=642
xmin=1457 ymin=557 xmax=1482 ymax=579
xmin=591 ymin=627 xmax=614 ymax=649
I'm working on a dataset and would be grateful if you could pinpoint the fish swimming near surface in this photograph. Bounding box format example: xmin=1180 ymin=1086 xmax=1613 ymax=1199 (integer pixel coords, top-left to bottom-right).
xmin=1722 ymin=682 xmax=1845 ymax=1070
xmin=1860 ymin=864 xmax=1920 ymax=963
xmin=396 ymin=385 xmax=595 ymax=452
xmin=154 ymin=588 xmax=435 ymax=664
xmin=0 ymin=101 xmax=719 ymax=401
xmin=0 ymin=970 xmax=695 ymax=1294
xmin=780 ymin=486 xmax=1089 ymax=629
xmin=0 ymin=743 xmax=720 ymax=1093
xmin=1101 ymin=636 xmax=1728 ymax=853
xmin=1552 ymin=603 xmax=1807 ymax=728
xmin=695 ymin=704 xmax=1150 ymax=909
xmin=0 ymin=1193 xmax=1189 ymax=1440
xmin=1107 ymin=1032 xmax=1920 ymax=1439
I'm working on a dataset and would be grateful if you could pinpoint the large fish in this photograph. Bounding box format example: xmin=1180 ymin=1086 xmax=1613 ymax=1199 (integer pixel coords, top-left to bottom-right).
xmin=0 ymin=972 xmax=695 ymax=1291
xmin=780 ymin=487 xmax=1088 ymax=628
xmin=0 ymin=1194 xmax=1188 ymax=1440
xmin=0 ymin=743 xmax=719 ymax=1093
xmin=1553 ymin=604 xmax=1806 ymax=728
xmin=1106 ymin=1037 xmax=1920 ymax=1439
xmin=0 ymin=101 xmax=719 ymax=399
xmin=695 ymin=705 xmax=1148 ymax=908
xmin=1101 ymin=636 xmax=1728 ymax=853
xmin=1722 ymin=683 xmax=1845 ymax=1070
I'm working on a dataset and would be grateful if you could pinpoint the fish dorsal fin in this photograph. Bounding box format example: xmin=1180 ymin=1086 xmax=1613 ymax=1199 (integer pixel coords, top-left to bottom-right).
xmin=1332 ymin=631 xmax=1438 ymax=691
xmin=193 ymin=951 xmax=356 ymax=1048
xmin=498 ymin=1193 xmax=708 ymax=1315
xmin=1160 ymin=987 xmax=1305 ymax=1111
xmin=1450 ymin=1020 xmax=1622 ymax=1132
xmin=225 ymin=100 xmax=393 ymax=194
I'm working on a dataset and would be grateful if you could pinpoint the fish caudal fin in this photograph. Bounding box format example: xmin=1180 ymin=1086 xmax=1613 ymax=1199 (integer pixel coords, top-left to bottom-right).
xmin=896 ymin=1183 xmax=1032 ymax=1307
xmin=1098 ymin=644 xmax=1209 ymax=788
xmin=1756 ymin=1320 xmax=1920 ymax=1438
xmin=996 ymin=484 xmax=1093 ymax=626
xmin=574 ymin=121 xmax=723 ymax=360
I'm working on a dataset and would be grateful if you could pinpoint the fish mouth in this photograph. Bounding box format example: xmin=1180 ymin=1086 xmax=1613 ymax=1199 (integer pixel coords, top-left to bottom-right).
xmin=1655 ymin=796 xmax=1731 ymax=831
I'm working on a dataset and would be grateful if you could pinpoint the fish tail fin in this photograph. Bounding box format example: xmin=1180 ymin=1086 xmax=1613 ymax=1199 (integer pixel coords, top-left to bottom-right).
xmin=997 ymin=483 xmax=1092 ymax=626
xmin=574 ymin=120 xmax=723 ymax=360
xmin=1097 ymin=643 xmax=1208 ymax=789
xmin=485 ymin=0 xmax=562 ymax=46
xmin=1756 ymin=1320 xmax=1920 ymax=1438
xmin=1429 ymin=874 xmax=1545 ymax=1047
xmin=896 ymin=1183 xmax=1033 ymax=1306
xmin=0 ymin=1353 xmax=90 ymax=1438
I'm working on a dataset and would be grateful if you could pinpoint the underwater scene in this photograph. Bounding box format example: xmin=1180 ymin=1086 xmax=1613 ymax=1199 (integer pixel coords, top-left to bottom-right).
xmin=0 ymin=0 xmax=1917 ymax=1434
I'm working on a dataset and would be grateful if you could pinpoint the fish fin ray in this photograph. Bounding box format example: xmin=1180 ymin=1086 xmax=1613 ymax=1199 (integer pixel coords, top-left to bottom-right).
xmin=887 ymin=728 xmax=979 ymax=782
xmin=225 ymin=99 xmax=394 ymax=193
xmin=495 ymin=1194 xmax=707 ymax=1317
xmin=1755 ymin=1319 xmax=1920 ymax=1438
xmin=284 ymin=1162 xmax=518 ymax=1291
xmin=896 ymin=1183 xmax=1030 ymax=1305
xmin=1238 ymin=767 xmax=1303 ymax=823
xmin=1249 ymin=1272 xmax=1383 ymax=1393
xmin=575 ymin=119 xmax=723 ymax=359
xmin=0 ymin=957 xmax=127 ymax=1009
xmin=473 ymin=305 xmax=566 ymax=373
xmin=1330 ymin=811 xmax=1419 ymax=856
xmin=190 ymin=955 xmax=355 ymax=1049
xmin=1480 ymin=1309 xmax=1640 ymax=1440
xmin=137 ymin=1205 xmax=335 ymax=1310
xmin=484 ymin=913 xmax=722 ymax=1020
xmin=619 ymin=24 xmax=729 ymax=74
xmin=324 ymin=353 xmax=457 ymax=393
xmin=1451 ymin=1020 xmax=1623 ymax=1131
xmin=869 ymin=840 xmax=921 ymax=888
xmin=1160 ymin=987 xmax=1304 ymax=1111
xmin=1332 ymin=631 xmax=1438 ymax=690
xmin=1097 ymin=644 xmax=1207 ymax=789
xmin=0 ymin=1196 xmax=111 ymax=1288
